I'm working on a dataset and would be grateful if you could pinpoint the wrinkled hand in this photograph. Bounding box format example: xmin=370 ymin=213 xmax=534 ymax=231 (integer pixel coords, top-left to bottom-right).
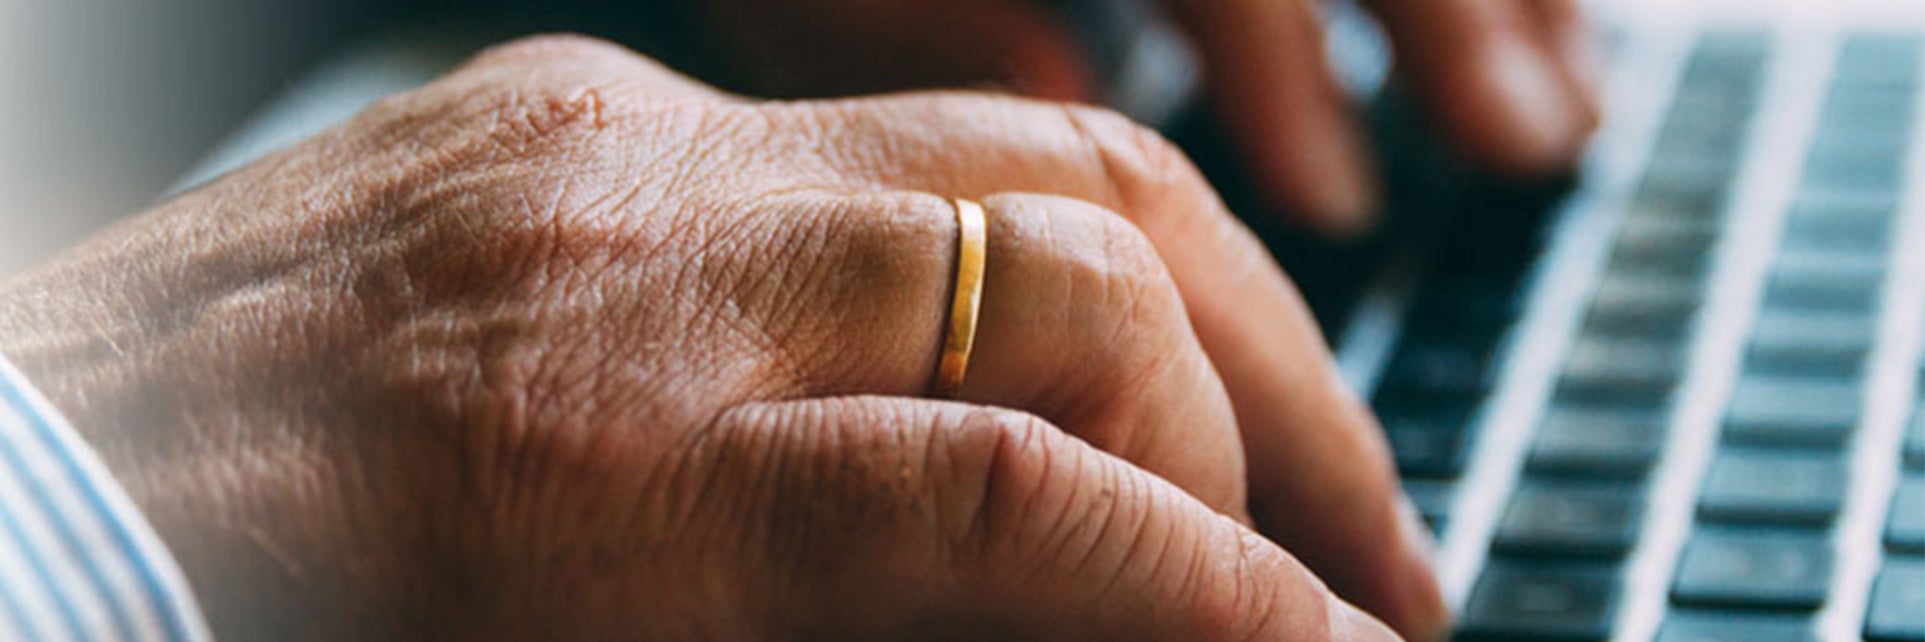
xmin=0 ymin=37 xmax=1439 ymax=641
xmin=696 ymin=0 xmax=1602 ymax=236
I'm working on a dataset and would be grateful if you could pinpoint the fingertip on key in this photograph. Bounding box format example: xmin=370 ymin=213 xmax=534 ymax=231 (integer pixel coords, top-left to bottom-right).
xmin=1279 ymin=128 xmax=1383 ymax=240
xmin=1477 ymin=34 xmax=1592 ymax=176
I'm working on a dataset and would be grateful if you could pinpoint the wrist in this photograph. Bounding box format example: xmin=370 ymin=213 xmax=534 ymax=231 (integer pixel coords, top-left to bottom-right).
xmin=0 ymin=260 xmax=415 ymax=641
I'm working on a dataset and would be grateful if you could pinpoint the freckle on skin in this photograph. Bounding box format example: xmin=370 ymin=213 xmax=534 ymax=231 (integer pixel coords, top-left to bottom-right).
xmin=529 ymin=88 xmax=609 ymax=136
xmin=574 ymin=88 xmax=606 ymax=129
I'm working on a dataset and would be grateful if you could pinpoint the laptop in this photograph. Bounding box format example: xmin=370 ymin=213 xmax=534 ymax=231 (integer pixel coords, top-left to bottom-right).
xmin=183 ymin=2 xmax=1925 ymax=640
xmin=1278 ymin=6 xmax=1925 ymax=641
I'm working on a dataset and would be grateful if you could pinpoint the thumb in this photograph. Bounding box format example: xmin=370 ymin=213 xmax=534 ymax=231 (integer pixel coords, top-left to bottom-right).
xmin=715 ymin=396 xmax=1400 ymax=641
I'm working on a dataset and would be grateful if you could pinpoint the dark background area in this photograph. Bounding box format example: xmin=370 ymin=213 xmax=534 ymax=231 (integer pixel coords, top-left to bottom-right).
xmin=0 ymin=0 xmax=734 ymax=273
xmin=1 ymin=0 xmax=1534 ymax=339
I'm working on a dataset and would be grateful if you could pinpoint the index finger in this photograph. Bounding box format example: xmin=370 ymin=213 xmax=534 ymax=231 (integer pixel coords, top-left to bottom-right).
xmin=716 ymin=396 xmax=1401 ymax=641
xmin=1363 ymin=0 xmax=1600 ymax=174
xmin=1159 ymin=0 xmax=1380 ymax=236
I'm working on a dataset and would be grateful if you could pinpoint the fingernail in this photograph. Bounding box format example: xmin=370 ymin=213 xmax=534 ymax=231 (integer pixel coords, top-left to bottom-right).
xmin=1558 ymin=28 xmax=1607 ymax=131
xmin=1325 ymin=593 xmax=1402 ymax=642
xmin=1293 ymin=121 xmax=1381 ymax=240
xmin=1482 ymin=36 xmax=1584 ymax=170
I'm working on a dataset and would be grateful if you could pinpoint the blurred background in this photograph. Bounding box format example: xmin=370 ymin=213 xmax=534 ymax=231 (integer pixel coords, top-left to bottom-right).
xmin=0 ymin=0 xmax=374 ymax=272
xmin=0 ymin=0 xmax=1916 ymax=276
xmin=0 ymin=0 xmax=726 ymax=273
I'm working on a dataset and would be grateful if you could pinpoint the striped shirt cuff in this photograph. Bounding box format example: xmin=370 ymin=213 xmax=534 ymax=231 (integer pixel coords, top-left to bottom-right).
xmin=0 ymin=356 xmax=211 ymax=642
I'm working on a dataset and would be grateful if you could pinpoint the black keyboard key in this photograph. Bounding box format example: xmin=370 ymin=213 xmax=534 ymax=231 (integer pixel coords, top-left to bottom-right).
xmin=1906 ymin=409 xmax=1925 ymax=468
xmin=1805 ymin=161 xmax=1906 ymax=196
xmin=1671 ymin=529 xmax=1832 ymax=610
xmin=1889 ymin=474 xmax=1925 ymax=553
xmin=1837 ymin=34 xmax=1922 ymax=88
xmin=1669 ymin=78 xmax=1761 ymax=114
xmin=1562 ymin=335 xmax=1688 ymax=396
xmin=1589 ymin=272 xmax=1704 ymax=328
xmin=1761 ymin=249 xmax=1887 ymax=313
xmin=1793 ymin=184 xmax=1901 ymax=217
xmin=1459 ymin=561 xmax=1620 ymax=642
xmin=1803 ymin=142 xmax=1907 ymax=192
xmin=1805 ymin=127 xmax=1912 ymax=170
xmin=1659 ymin=96 xmax=1754 ymax=138
xmin=1404 ymin=277 xmax=1525 ymax=338
xmin=1609 ymin=248 xmax=1714 ymax=284
xmin=1644 ymin=152 xmax=1740 ymax=188
xmin=1612 ymin=214 xmax=1720 ymax=275
xmin=1723 ymin=375 xmax=1861 ymax=447
xmin=1555 ymin=379 xmax=1676 ymax=410
xmin=1492 ymin=481 xmax=1644 ymax=558
xmin=1657 ymin=610 xmax=1815 ymax=642
xmin=1656 ymin=118 xmax=1751 ymax=157
xmin=1629 ymin=180 xmax=1730 ymax=222
xmin=1745 ymin=309 xmax=1873 ymax=377
xmin=1528 ymin=406 xmax=1666 ymax=477
xmin=1825 ymin=87 xmax=1918 ymax=120
xmin=1431 ymin=228 xmax=1542 ymax=279
xmin=1782 ymin=196 xmax=1895 ymax=253
xmin=1866 ymin=557 xmax=1925 ymax=642
xmin=1379 ymin=404 xmax=1477 ymax=478
xmin=1378 ymin=337 xmax=1504 ymax=400
xmin=1699 ymin=450 xmax=1846 ymax=526
xmin=1816 ymin=85 xmax=1913 ymax=119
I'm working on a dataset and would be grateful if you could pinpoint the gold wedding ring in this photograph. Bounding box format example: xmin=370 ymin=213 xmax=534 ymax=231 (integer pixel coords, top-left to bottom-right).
xmin=935 ymin=198 xmax=987 ymax=398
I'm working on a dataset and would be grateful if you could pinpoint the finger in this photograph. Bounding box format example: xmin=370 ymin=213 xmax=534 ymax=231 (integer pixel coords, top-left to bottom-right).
xmin=696 ymin=0 xmax=1094 ymax=101
xmin=1160 ymin=0 xmax=1379 ymax=235
xmin=710 ymin=396 xmax=1401 ymax=641
xmin=1519 ymin=0 xmax=1603 ymax=119
xmin=726 ymin=188 xmax=1252 ymax=521
xmin=786 ymin=95 xmax=1446 ymax=637
xmin=1364 ymin=0 xmax=1599 ymax=175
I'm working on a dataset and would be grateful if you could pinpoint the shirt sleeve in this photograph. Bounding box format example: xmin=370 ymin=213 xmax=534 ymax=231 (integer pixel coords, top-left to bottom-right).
xmin=0 ymin=356 xmax=212 ymax=642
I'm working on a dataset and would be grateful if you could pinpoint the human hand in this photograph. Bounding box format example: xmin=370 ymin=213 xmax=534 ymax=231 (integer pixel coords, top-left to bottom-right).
xmin=693 ymin=0 xmax=1601 ymax=236
xmin=0 ymin=36 xmax=1440 ymax=641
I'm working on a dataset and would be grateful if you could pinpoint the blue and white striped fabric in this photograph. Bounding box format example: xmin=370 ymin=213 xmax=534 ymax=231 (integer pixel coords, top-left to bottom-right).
xmin=0 ymin=356 xmax=210 ymax=642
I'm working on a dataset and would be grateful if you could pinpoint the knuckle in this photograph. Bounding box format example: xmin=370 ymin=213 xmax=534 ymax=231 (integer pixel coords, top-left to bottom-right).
xmin=1214 ymin=531 xmax=1317 ymax=642
xmin=463 ymin=34 xmax=640 ymax=73
xmin=471 ymin=79 xmax=623 ymax=158
xmin=438 ymin=38 xmax=713 ymax=161
xmin=1058 ymin=104 xmax=1198 ymax=204
xmin=715 ymin=400 xmax=947 ymax=551
xmin=947 ymin=405 xmax=1059 ymax=510
xmin=993 ymin=196 xmax=1198 ymax=410
xmin=1026 ymin=197 xmax=1185 ymax=338
xmin=941 ymin=405 xmax=1151 ymax=590
xmin=1085 ymin=204 xmax=1174 ymax=296
xmin=686 ymin=402 xmax=1033 ymax=631
xmin=937 ymin=406 xmax=1065 ymax=552
xmin=1161 ymin=525 xmax=1323 ymax=642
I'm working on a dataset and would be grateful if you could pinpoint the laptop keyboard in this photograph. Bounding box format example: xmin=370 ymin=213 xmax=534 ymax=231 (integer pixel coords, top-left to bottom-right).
xmin=1368 ymin=31 xmax=1925 ymax=642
